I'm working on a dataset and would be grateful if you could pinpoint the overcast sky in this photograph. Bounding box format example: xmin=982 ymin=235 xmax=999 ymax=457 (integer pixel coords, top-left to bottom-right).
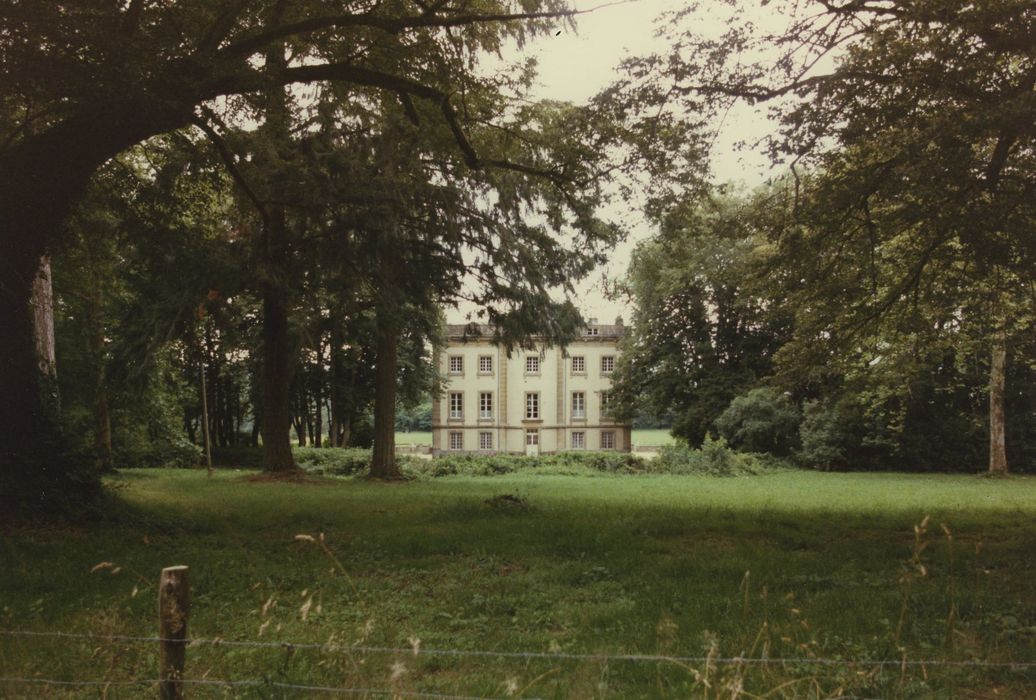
xmin=449 ymin=0 xmax=782 ymax=325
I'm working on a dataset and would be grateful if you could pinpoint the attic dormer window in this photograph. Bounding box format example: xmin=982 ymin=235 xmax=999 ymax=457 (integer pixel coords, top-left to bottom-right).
xmin=587 ymin=327 xmax=599 ymax=336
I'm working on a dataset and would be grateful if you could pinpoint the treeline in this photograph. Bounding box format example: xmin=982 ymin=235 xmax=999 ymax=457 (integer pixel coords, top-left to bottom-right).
xmin=613 ymin=0 xmax=1035 ymax=473
xmin=614 ymin=191 xmax=1036 ymax=472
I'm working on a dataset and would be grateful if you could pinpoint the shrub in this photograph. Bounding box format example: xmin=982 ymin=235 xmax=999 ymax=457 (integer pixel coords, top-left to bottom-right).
xmin=715 ymin=388 xmax=800 ymax=455
xmin=544 ymin=451 xmax=647 ymax=473
xmin=113 ymin=437 xmax=201 ymax=469
xmin=402 ymin=451 xmax=649 ymax=478
xmin=295 ymin=447 xmax=374 ymax=475
xmin=797 ymin=398 xmax=861 ymax=471
xmin=651 ymin=437 xmax=785 ymax=476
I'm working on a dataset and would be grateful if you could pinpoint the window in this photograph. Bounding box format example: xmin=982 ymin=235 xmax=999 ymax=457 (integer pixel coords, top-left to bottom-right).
xmin=571 ymin=356 xmax=585 ymax=374
xmin=449 ymin=431 xmax=464 ymax=450
xmin=448 ymin=355 xmax=463 ymax=374
xmin=525 ymin=429 xmax=539 ymax=446
xmin=601 ymin=431 xmax=615 ymax=449
xmin=525 ymin=392 xmax=539 ymax=419
xmin=571 ymin=391 xmax=586 ymax=419
xmin=479 ymin=431 xmax=494 ymax=450
xmin=526 ymin=355 xmax=540 ymax=373
xmin=571 ymin=431 xmax=585 ymax=449
xmin=601 ymin=355 xmax=615 ymax=374
xmin=587 ymin=327 xmax=600 ymax=336
xmin=479 ymin=392 xmax=493 ymax=420
xmin=449 ymin=392 xmax=463 ymax=420
xmin=479 ymin=355 xmax=493 ymax=374
xmin=600 ymin=391 xmax=612 ymax=418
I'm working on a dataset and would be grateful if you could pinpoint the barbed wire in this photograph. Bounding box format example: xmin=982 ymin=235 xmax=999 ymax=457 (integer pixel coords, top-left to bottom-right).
xmin=3 ymin=629 xmax=1036 ymax=670
xmin=0 ymin=676 xmax=887 ymax=700
xmin=0 ymin=677 xmax=509 ymax=699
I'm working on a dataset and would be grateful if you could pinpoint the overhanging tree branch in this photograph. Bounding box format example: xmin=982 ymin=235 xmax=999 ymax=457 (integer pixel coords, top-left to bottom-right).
xmin=219 ymin=8 xmax=581 ymax=59
xmin=188 ymin=111 xmax=270 ymax=228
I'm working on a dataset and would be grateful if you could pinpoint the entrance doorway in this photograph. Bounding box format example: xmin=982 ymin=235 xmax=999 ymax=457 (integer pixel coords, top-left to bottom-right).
xmin=525 ymin=429 xmax=539 ymax=457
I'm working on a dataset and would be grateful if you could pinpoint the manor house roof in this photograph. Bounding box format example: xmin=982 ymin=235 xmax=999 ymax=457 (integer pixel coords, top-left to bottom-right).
xmin=445 ymin=323 xmax=624 ymax=341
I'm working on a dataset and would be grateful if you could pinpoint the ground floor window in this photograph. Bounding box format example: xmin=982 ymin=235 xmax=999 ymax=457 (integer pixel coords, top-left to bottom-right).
xmin=449 ymin=431 xmax=464 ymax=450
xmin=571 ymin=431 xmax=585 ymax=449
xmin=525 ymin=429 xmax=539 ymax=446
xmin=600 ymin=430 xmax=615 ymax=449
xmin=479 ymin=431 xmax=493 ymax=450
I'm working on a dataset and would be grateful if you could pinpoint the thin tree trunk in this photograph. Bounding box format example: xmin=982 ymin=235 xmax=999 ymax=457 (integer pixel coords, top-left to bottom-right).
xmin=90 ymin=283 xmax=113 ymax=473
xmin=988 ymin=330 xmax=1008 ymax=475
xmin=305 ymin=395 xmax=315 ymax=446
xmin=200 ymin=349 xmax=213 ymax=473
xmin=314 ymin=332 xmax=323 ymax=448
xmin=329 ymin=320 xmax=343 ymax=447
xmin=233 ymin=387 xmax=242 ymax=446
xmin=250 ymin=415 xmax=261 ymax=447
xmin=340 ymin=411 xmax=352 ymax=448
xmin=184 ymin=408 xmax=197 ymax=445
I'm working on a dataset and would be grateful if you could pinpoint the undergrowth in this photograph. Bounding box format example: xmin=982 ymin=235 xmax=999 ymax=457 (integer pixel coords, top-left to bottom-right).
xmin=288 ymin=438 xmax=793 ymax=479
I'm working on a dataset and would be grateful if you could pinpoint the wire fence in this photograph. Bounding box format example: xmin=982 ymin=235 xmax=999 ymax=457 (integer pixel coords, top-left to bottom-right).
xmin=3 ymin=628 xmax=1036 ymax=670
xmin=0 ymin=676 xmax=508 ymax=699
xmin=3 ymin=627 xmax=1034 ymax=699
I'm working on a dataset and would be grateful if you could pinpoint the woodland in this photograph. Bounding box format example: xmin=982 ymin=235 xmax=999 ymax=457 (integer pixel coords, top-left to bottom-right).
xmin=1 ymin=0 xmax=1033 ymax=518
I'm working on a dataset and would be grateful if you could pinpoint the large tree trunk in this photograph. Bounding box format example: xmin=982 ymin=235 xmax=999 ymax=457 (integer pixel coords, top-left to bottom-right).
xmin=0 ymin=250 xmax=73 ymax=509
xmin=261 ymin=278 xmax=297 ymax=471
xmin=258 ymin=28 xmax=297 ymax=474
xmin=370 ymin=312 xmax=401 ymax=479
xmin=988 ymin=331 xmax=1008 ymax=475
xmin=368 ymin=130 xmax=405 ymax=480
xmin=0 ymin=103 xmax=194 ymax=511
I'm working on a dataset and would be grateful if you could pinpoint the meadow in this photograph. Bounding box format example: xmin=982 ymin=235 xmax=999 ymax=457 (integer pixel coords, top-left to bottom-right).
xmin=2 ymin=468 xmax=1036 ymax=698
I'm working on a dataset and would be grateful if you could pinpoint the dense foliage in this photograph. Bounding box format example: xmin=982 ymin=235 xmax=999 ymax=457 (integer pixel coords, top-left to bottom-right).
xmin=612 ymin=0 xmax=1036 ymax=473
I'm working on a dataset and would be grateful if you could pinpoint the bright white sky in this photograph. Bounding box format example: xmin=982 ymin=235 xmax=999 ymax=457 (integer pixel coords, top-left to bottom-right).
xmin=449 ymin=0 xmax=785 ymax=325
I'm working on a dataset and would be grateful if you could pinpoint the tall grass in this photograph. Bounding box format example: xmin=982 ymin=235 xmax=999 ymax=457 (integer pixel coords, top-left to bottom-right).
xmin=2 ymin=470 xmax=1035 ymax=697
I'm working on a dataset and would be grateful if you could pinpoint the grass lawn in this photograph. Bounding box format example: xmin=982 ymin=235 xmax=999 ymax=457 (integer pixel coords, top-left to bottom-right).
xmin=3 ymin=469 xmax=1036 ymax=698
xmin=395 ymin=431 xmax=432 ymax=446
xmin=632 ymin=429 xmax=675 ymax=447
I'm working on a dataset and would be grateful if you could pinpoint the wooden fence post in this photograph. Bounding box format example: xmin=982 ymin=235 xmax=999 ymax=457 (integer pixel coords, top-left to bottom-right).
xmin=159 ymin=565 xmax=190 ymax=699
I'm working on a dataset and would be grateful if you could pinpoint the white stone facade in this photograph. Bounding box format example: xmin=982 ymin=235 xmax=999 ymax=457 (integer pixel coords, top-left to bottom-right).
xmin=432 ymin=323 xmax=632 ymax=455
